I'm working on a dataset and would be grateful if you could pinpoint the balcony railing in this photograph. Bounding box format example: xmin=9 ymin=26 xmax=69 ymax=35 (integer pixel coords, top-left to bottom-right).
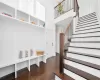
xmin=54 ymin=0 xmax=79 ymax=18
xmin=54 ymin=0 xmax=74 ymax=18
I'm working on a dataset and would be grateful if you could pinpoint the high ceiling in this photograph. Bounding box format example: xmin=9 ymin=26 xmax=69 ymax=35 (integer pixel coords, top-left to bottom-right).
xmin=37 ymin=0 xmax=57 ymax=8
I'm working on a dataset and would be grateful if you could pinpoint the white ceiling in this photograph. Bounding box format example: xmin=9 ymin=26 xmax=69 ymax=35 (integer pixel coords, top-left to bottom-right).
xmin=37 ymin=0 xmax=57 ymax=8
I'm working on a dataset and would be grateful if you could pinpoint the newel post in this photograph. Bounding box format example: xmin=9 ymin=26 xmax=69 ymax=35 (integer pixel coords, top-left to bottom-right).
xmin=60 ymin=33 xmax=65 ymax=73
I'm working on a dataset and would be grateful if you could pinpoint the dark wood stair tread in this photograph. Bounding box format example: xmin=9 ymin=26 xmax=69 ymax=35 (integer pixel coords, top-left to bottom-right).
xmin=77 ymin=21 xmax=98 ymax=27
xmin=75 ymin=27 xmax=100 ymax=32
xmin=64 ymin=57 xmax=100 ymax=70
xmin=76 ymin=24 xmax=100 ymax=30
xmin=73 ymin=31 xmax=100 ymax=35
xmin=79 ymin=12 xmax=96 ymax=19
xmin=68 ymin=46 xmax=100 ymax=50
xmin=78 ymin=17 xmax=97 ymax=23
xmin=71 ymin=35 xmax=100 ymax=39
xmin=67 ymin=51 xmax=100 ymax=59
xmin=78 ymin=18 xmax=97 ymax=24
xmin=64 ymin=64 xmax=100 ymax=80
xmin=54 ymin=71 xmax=74 ymax=80
xmin=78 ymin=19 xmax=98 ymax=25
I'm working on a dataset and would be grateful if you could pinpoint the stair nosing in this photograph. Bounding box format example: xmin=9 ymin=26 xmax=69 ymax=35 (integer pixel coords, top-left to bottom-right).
xmin=68 ymin=51 xmax=100 ymax=59
xmin=78 ymin=19 xmax=98 ymax=24
xmin=64 ymin=64 xmax=100 ymax=80
xmin=71 ymin=41 xmax=100 ymax=43
xmin=76 ymin=24 xmax=99 ymax=29
xmin=71 ymin=35 xmax=100 ymax=38
xmin=78 ymin=17 xmax=97 ymax=23
xmin=64 ymin=57 xmax=100 ymax=70
xmin=79 ymin=16 xmax=97 ymax=22
xmin=78 ymin=18 xmax=98 ymax=23
xmin=77 ymin=21 xmax=99 ymax=27
xmin=69 ymin=46 xmax=100 ymax=50
xmin=79 ymin=14 xmax=96 ymax=19
xmin=63 ymin=73 xmax=74 ymax=80
xmin=73 ymin=31 xmax=100 ymax=35
xmin=54 ymin=72 xmax=74 ymax=80
xmin=70 ymin=41 xmax=100 ymax=43
xmin=75 ymin=27 xmax=100 ymax=32
xmin=79 ymin=12 xmax=96 ymax=19
xmin=79 ymin=14 xmax=96 ymax=20
xmin=77 ymin=19 xmax=98 ymax=26
xmin=80 ymin=12 xmax=96 ymax=16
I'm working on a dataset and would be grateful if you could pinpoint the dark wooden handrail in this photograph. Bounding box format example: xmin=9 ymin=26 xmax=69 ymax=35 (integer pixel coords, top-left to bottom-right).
xmin=74 ymin=0 xmax=79 ymax=11
xmin=54 ymin=0 xmax=79 ymax=18
xmin=74 ymin=0 xmax=79 ymax=17
xmin=54 ymin=0 xmax=65 ymax=9
xmin=76 ymin=0 xmax=79 ymax=10
xmin=59 ymin=21 xmax=72 ymax=74
xmin=64 ymin=22 xmax=72 ymax=34
xmin=55 ymin=0 xmax=79 ymax=10
xmin=60 ymin=33 xmax=65 ymax=73
xmin=59 ymin=0 xmax=79 ymax=75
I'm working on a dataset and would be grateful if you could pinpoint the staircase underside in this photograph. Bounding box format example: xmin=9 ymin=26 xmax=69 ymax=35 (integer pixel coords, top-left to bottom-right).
xmin=54 ymin=9 xmax=75 ymax=24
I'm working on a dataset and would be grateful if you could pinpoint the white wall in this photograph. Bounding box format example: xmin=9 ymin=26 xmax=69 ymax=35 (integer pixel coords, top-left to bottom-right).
xmin=56 ymin=25 xmax=70 ymax=53
xmin=55 ymin=16 xmax=74 ymax=53
xmin=78 ymin=0 xmax=97 ymax=17
xmin=0 ymin=0 xmax=56 ymax=78
xmin=45 ymin=6 xmax=56 ymax=58
xmin=96 ymin=0 xmax=100 ymax=20
xmin=36 ymin=0 xmax=56 ymax=58
xmin=0 ymin=16 xmax=45 ymax=78
xmin=56 ymin=26 xmax=63 ymax=53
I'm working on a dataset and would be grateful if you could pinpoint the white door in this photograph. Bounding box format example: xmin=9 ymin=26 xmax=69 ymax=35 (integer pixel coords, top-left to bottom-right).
xmin=46 ymin=29 xmax=55 ymax=58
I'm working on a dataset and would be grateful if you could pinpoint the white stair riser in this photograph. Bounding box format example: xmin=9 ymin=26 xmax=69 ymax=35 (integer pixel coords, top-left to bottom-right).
xmin=73 ymin=32 xmax=100 ymax=37
xmin=77 ymin=19 xmax=98 ymax=25
xmin=55 ymin=76 xmax=62 ymax=80
xmin=71 ymin=37 xmax=100 ymax=42
xmin=64 ymin=69 xmax=86 ymax=80
xmin=78 ymin=13 xmax=96 ymax=20
xmin=70 ymin=43 xmax=100 ymax=48
xmin=68 ymin=47 xmax=100 ymax=56
xmin=75 ymin=28 xmax=100 ymax=34
xmin=64 ymin=60 xmax=100 ymax=78
xmin=77 ymin=19 xmax=98 ymax=26
xmin=78 ymin=17 xmax=97 ymax=23
xmin=67 ymin=53 xmax=100 ymax=65
xmin=79 ymin=17 xmax=97 ymax=21
xmin=76 ymin=24 xmax=100 ymax=31
xmin=78 ymin=15 xmax=97 ymax=19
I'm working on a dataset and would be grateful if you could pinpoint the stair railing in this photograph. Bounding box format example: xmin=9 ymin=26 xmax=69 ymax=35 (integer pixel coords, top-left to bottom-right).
xmin=54 ymin=0 xmax=79 ymax=18
xmin=74 ymin=0 xmax=79 ymax=17
xmin=59 ymin=0 xmax=79 ymax=74
xmin=54 ymin=0 xmax=79 ymax=78
xmin=59 ymin=20 xmax=73 ymax=74
xmin=54 ymin=0 xmax=74 ymax=18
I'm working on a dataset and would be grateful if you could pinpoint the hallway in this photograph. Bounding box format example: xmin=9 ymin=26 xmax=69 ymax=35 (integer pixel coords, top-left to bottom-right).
xmin=4 ymin=55 xmax=59 ymax=80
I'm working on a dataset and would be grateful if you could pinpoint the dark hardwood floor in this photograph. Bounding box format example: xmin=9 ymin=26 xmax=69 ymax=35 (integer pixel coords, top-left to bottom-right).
xmin=14 ymin=55 xmax=60 ymax=80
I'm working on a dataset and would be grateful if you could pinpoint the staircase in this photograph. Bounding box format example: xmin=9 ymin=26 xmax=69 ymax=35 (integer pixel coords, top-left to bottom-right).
xmin=64 ymin=12 xmax=100 ymax=80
